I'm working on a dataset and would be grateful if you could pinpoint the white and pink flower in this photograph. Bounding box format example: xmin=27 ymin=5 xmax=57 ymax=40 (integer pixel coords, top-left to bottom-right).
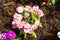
xmin=16 ymin=6 xmax=23 ymax=13
xmin=24 ymin=5 xmax=31 ymax=11
xmin=36 ymin=9 xmax=44 ymax=17
xmin=32 ymin=6 xmax=44 ymax=17
xmin=23 ymin=21 xmax=33 ymax=34
xmin=32 ymin=20 xmax=39 ymax=30
xmin=24 ymin=5 xmax=33 ymax=12
xmin=24 ymin=12 xmax=29 ymax=18
xmin=12 ymin=21 xmax=21 ymax=28
xmin=33 ymin=6 xmax=39 ymax=12
xmin=12 ymin=13 xmax=22 ymax=28
xmin=18 ymin=21 xmax=33 ymax=34
xmin=13 ymin=13 xmax=22 ymax=22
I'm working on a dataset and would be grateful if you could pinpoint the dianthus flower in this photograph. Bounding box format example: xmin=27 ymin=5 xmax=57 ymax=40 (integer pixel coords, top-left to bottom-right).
xmin=36 ymin=9 xmax=44 ymax=17
xmin=24 ymin=12 xmax=30 ymax=18
xmin=24 ymin=5 xmax=33 ymax=12
xmin=13 ymin=13 xmax=22 ymax=21
xmin=32 ymin=20 xmax=39 ymax=30
xmin=1 ymin=33 xmax=7 ymax=40
xmin=1 ymin=30 xmax=16 ymax=40
xmin=19 ymin=21 xmax=33 ymax=34
xmin=6 ymin=30 xmax=16 ymax=40
xmin=16 ymin=6 xmax=24 ymax=13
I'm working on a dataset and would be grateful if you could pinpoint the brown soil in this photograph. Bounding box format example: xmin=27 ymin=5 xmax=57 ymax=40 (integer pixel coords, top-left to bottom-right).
xmin=0 ymin=0 xmax=60 ymax=40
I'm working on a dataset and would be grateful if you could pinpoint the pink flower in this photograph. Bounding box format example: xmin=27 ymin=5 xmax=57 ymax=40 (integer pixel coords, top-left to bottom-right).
xmin=18 ymin=23 xmax=23 ymax=29
xmin=34 ymin=20 xmax=39 ymax=25
xmin=25 ymin=5 xmax=31 ymax=11
xmin=18 ymin=21 xmax=26 ymax=29
xmin=32 ymin=6 xmax=44 ymax=17
xmin=24 ymin=28 xmax=33 ymax=34
xmin=16 ymin=6 xmax=23 ymax=13
xmin=24 ymin=12 xmax=29 ymax=18
xmin=12 ymin=13 xmax=22 ymax=28
xmin=12 ymin=21 xmax=21 ymax=28
xmin=32 ymin=20 xmax=39 ymax=30
xmin=33 ymin=6 xmax=39 ymax=12
xmin=27 ymin=17 xmax=30 ymax=20
xmin=23 ymin=22 xmax=33 ymax=34
xmin=13 ymin=13 xmax=22 ymax=22
xmin=24 ymin=5 xmax=33 ymax=12
xmin=29 ymin=8 xmax=34 ymax=12
xmin=19 ymin=21 xmax=33 ymax=34
xmin=36 ymin=10 xmax=44 ymax=17
xmin=12 ymin=21 xmax=16 ymax=28
xmin=32 ymin=24 xmax=38 ymax=30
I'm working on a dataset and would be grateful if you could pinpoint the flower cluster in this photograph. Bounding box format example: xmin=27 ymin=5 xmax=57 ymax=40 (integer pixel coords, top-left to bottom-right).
xmin=1 ymin=30 xmax=16 ymax=40
xmin=12 ymin=5 xmax=44 ymax=38
xmin=16 ymin=5 xmax=44 ymax=17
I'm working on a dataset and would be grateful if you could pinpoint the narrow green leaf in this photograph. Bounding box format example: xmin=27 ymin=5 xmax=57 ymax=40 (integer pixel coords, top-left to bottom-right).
xmin=31 ymin=31 xmax=37 ymax=38
xmin=39 ymin=22 xmax=43 ymax=27
xmin=24 ymin=33 xmax=27 ymax=38
xmin=20 ymin=30 xmax=27 ymax=38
